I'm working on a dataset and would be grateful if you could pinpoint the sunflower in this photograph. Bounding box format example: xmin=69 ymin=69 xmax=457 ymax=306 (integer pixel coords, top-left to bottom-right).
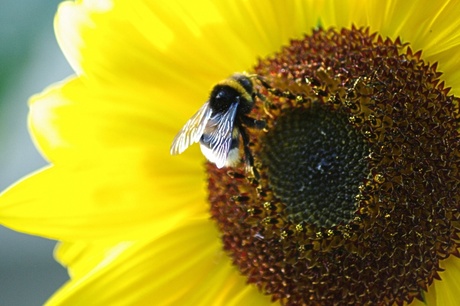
xmin=1 ymin=0 xmax=460 ymax=305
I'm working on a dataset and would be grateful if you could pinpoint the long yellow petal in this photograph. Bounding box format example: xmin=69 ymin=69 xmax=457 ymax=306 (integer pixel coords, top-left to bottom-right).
xmin=54 ymin=240 xmax=134 ymax=280
xmin=432 ymin=254 xmax=460 ymax=305
xmin=47 ymin=220 xmax=272 ymax=305
xmin=29 ymin=77 xmax=205 ymax=162
xmin=0 ymin=148 xmax=206 ymax=241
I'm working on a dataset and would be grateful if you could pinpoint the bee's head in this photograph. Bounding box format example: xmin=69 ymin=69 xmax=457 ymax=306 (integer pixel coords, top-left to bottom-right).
xmin=208 ymin=85 xmax=237 ymax=112
xmin=209 ymin=73 xmax=256 ymax=113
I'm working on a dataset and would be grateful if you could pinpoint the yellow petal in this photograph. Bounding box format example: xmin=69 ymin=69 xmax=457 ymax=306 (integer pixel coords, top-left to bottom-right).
xmin=56 ymin=0 xmax=242 ymax=87
xmin=0 ymin=148 xmax=206 ymax=241
xmin=431 ymin=254 xmax=460 ymax=305
xmin=47 ymin=220 xmax=272 ymax=305
xmin=29 ymin=77 xmax=204 ymax=162
xmin=54 ymin=240 xmax=134 ymax=280
xmin=54 ymin=0 xmax=114 ymax=74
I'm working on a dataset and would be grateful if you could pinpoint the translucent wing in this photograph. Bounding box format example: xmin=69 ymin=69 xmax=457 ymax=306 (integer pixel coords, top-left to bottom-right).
xmin=200 ymin=102 xmax=239 ymax=168
xmin=170 ymin=102 xmax=213 ymax=155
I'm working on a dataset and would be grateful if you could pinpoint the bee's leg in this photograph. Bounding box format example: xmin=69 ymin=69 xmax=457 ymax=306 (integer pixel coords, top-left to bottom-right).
xmin=241 ymin=115 xmax=266 ymax=130
xmin=239 ymin=126 xmax=260 ymax=180
xmin=241 ymin=134 xmax=257 ymax=178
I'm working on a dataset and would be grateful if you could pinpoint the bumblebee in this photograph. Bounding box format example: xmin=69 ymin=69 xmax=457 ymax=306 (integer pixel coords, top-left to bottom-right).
xmin=170 ymin=73 xmax=266 ymax=171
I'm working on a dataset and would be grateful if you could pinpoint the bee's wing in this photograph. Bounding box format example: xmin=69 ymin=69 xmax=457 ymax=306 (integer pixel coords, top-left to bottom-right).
xmin=170 ymin=102 xmax=213 ymax=155
xmin=200 ymin=102 xmax=239 ymax=168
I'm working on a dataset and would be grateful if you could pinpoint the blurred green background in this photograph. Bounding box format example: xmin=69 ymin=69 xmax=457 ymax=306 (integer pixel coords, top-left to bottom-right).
xmin=1 ymin=1 xmax=72 ymax=304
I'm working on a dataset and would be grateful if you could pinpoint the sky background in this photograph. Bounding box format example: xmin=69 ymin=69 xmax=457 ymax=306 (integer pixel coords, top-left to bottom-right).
xmin=1 ymin=1 xmax=73 ymax=305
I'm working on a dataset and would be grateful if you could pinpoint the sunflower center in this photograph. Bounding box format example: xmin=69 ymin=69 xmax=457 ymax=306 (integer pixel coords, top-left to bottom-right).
xmin=262 ymin=105 xmax=369 ymax=227
xmin=207 ymin=27 xmax=460 ymax=305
